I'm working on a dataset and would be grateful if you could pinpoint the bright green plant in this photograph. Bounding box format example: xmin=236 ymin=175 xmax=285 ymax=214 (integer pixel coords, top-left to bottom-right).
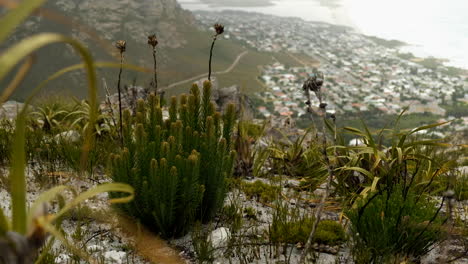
xmin=233 ymin=119 xmax=266 ymax=178
xmin=0 ymin=0 xmax=134 ymax=261
xmin=66 ymin=99 xmax=113 ymax=137
xmin=109 ymin=81 xmax=236 ymax=238
xmin=346 ymin=184 xmax=446 ymax=264
xmin=32 ymin=102 xmax=69 ymax=133
xmin=335 ymin=113 xmax=455 ymax=203
xmin=269 ymin=131 xmax=328 ymax=191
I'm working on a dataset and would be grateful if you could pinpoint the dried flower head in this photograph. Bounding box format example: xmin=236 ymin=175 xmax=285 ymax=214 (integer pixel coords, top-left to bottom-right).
xmin=214 ymin=23 xmax=224 ymax=35
xmin=147 ymin=34 xmax=158 ymax=48
xmin=302 ymin=72 xmax=324 ymax=93
xmin=115 ymin=40 xmax=126 ymax=53
xmin=319 ymin=103 xmax=328 ymax=109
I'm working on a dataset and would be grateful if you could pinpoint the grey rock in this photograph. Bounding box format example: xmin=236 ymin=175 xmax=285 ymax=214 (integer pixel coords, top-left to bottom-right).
xmin=0 ymin=101 xmax=26 ymax=120
xmin=209 ymin=227 xmax=230 ymax=249
xmin=54 ymin=130 xmax=81 ymax=143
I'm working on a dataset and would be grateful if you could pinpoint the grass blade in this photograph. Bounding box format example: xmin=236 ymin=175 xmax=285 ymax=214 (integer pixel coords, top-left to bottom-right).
xmin=10 ymin=108 xmax=27 ymax=234
xmin=2 ymin=33 xmax=98 ymax=234
xmin=0 ymin=55 xmax=35 ymax=105
xmin=52 ymin=183 xmax=134 ymax=221
xmin=0 ymin=207 xmax=9 ymax=236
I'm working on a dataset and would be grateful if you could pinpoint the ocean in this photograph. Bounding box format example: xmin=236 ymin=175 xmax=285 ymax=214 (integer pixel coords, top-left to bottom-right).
xmin=179 ymin=0 xmax=468 ymax=70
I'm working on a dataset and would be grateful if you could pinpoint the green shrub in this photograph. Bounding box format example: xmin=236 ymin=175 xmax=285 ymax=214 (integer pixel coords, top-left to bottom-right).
xmin=335 ymin=117 xmax=456 ymax=202
xmin=346 ymin=185 xmax=446 ymax=264
xmin=109 ymin=81 xmax=236 ymax=238
xmin=266 ymin=131 xmax=327 ymax=190
xmin=242 ymin=180 xmax=280 ymax=203
xmin=270 ymin=214 xmax=345 ymax=246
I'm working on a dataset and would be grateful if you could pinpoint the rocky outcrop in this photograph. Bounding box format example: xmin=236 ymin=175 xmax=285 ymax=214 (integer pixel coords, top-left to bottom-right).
xmin=2 ymin=0 xmax=198 ymax=99
xmin=51 ymin=0 xmax=194 ymax=49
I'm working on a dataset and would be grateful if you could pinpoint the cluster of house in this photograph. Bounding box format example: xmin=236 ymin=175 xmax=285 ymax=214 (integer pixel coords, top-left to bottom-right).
xmin=194 ymin=10 xmax=468 ymax=133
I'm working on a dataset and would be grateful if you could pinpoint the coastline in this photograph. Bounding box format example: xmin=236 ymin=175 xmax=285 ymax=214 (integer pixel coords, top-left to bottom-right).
xmin=180 ymin=0 xmax=468 ymax=71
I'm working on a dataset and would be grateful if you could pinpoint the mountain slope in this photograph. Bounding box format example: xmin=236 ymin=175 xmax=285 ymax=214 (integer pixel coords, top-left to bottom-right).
xmin=1 ymin=0 xmax=246 ymax=99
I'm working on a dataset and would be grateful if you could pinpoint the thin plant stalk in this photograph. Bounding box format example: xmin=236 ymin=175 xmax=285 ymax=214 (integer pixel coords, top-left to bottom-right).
xmin=152 ymin=46 xmax=157 ymax=93
xmin=299 ymin=106 xmax=335 ymax=264
xmin=299 ymin=74 xmax=335 ymax=263
xmin=115 ymin=40 xmax=126 ymax=145
xmin=117 ymin=54 xmax=123 ymax=144
xmin=208 ymin=37 xmax=216 ymax=81
xmin=102 ymin=78 xmax=117 ymax=130
xmin=147 ymin=34 xmax=158 ymax=96
xmin=208 ymin=24 xmax=224 ymax=81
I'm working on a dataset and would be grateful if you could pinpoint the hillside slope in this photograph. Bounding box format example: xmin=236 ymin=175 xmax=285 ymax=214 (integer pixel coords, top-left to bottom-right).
xmin=0 ymin=0 xmax=247 ymax=99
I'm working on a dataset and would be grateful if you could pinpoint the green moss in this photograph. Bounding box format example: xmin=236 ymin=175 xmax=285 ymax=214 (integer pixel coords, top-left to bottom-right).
xmin=314 ymin=220 xmax=347 ymax=245
xmin=243 ymin=206 xmax=257 ymax=220
xmin=242 ymin=180 xmax=280 ymax=203
xmin=270 ymin=217 xmax=346 ymax=246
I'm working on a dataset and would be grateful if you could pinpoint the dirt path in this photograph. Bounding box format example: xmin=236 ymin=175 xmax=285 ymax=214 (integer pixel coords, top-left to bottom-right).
xmin=163 ymin=50 xmax=249 ymax=90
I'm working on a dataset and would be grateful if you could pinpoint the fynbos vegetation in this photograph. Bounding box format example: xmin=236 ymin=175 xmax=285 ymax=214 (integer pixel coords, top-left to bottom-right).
xmin=0 ymin=1 xmax=466 ymax=264
xmin=109 ymin=82 xmax=236 ymax=238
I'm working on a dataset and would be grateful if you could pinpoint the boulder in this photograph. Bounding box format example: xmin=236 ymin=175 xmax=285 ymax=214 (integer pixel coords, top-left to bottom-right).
xmin=54 ymin=130 xmax=81 ymax=143
xmin=0 ymin=101 xmax=26 ymax=120
xmin=208 ymin=227 xmax=230 ymax=249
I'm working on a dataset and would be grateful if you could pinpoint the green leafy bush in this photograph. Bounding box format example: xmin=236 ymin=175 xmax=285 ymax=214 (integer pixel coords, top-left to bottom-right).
xmin=346 ymin=185 xmax=446 ymax=264
xmin=335 ymin=115 xmax=456 ymax=202
xmin=109 ymin=81 xmax=236 ymax=238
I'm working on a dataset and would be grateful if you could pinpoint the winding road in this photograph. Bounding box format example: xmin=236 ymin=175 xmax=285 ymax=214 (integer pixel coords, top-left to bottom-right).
xmin=162 ymin=50 xmax=249 ymax=91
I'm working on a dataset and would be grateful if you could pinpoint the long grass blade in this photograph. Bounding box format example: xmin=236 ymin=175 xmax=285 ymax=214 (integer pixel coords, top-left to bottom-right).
xmin=52 ymin=183 xmax=134 ymax=221
xmin=0 ymin=55 xmax=35 ymax=105
xmin=342 ymin=167 xmax=374 ymax=180
xmin=2 ymin=33 xmax=98 ymax=234
xmin=10 ymin=106 xmax=27 ymax=233
xmin=27 ymin=185 xmax=68 ymax=230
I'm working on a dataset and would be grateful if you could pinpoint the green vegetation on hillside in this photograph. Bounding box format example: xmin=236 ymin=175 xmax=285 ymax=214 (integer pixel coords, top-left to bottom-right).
xmin=1 ymin=1 xmax=467 ymax=263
